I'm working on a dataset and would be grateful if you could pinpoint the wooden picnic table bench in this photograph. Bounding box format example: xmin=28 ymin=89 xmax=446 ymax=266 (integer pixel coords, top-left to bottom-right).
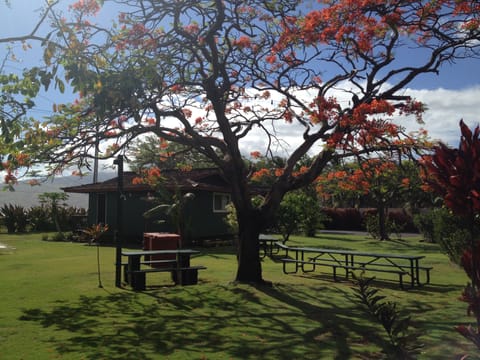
xmin=276 ymin=242 xmax=432 ymax=289
xmin=122 ymin=249 xmax=206 ymax=291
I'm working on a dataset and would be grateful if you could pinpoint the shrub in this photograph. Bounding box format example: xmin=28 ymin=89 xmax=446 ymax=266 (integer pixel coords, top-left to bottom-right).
xmin=0 ymin=204 xmax=28 ymax=233
xmin=414 ymin=208 xmax=470 ymax=265
xmin=28 ymin=205 xmax=54 ymax=232
xmin=322 ymin=208 xmax=363 ymax=231
xmin=364 ymin=212 xmax=405 ymax=240
xmin=388 ymin=209 xmax=416 ymax=233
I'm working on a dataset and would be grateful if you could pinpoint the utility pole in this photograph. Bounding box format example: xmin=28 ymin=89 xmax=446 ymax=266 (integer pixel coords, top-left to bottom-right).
xmin=113 ymin=155 xmax=124 ymax=288
xmin=93 ymin=123 xmax=99 ymax=183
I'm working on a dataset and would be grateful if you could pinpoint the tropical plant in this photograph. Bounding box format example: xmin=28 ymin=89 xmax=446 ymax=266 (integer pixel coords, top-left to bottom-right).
xmin=28 ymin=205 xmax=53 ymax=232
xmin=143 ymin=190 xmax=195 ymax=248
xmin=421 ymin=120 xmax=480 ymax=353
xmin=83 ymin=223 xmax=109 ymax=288
xmin=0 ymin=204 xmax=27 ymax=233
xmin=38 ymin=192 xmax=69 ymax=237
xmin=3 ymin=0 xmax=480 ymax=283
xmin=351 ymin=273 xmax=422 ymax=358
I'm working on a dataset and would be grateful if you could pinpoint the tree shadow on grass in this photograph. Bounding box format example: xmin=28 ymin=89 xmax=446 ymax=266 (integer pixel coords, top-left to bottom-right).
xmin=19 ymin=283 xmax=392 ymax=360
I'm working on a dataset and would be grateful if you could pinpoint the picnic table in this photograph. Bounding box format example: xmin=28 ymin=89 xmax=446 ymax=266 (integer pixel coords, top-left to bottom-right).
xmin=259 ymin=234 xmax=281 ymax=258
xmin=277 ymin=242 xmax=431 ymax=289
xmin=122 ymin=249 xmax=206 ymax=290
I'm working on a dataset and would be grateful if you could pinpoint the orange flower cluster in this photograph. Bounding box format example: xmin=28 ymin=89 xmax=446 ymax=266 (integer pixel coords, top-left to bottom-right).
xmin=132 ymin=166 xmax=164 ymax=188
xmin=70 ymin=0 xmax=101 ymax=15
xmin=250 ymin=151 xmax=262 ymax=159
xmin=251 ymin=168 xmax=271 ymax=182
xmin=3 ymin=170 xmax=17 ymax=185
xmin=309 ymin=96 xmax=340 ymax=125
xmin=233 ymin=36 xmax=252 ymax=49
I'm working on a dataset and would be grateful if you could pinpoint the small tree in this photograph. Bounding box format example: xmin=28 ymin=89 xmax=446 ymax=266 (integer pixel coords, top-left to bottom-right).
xmin=138 ymin=168 xmax=195 ymax=247
xmin=273 ymin=188 xmax=324 ymax=241
xmin=421 ymin=120 xmax=480 ymax=353
xmin=83 ymin=223 xmax=109 ymax=288
xmin=38 ymin=192 xmax=69 ymax=237
xmin=317 ymin=158 xmax=424 ymax=240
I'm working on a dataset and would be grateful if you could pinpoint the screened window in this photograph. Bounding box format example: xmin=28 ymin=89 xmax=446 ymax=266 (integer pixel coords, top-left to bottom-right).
xmin=213 ymin=193 xmax=231 ymax=213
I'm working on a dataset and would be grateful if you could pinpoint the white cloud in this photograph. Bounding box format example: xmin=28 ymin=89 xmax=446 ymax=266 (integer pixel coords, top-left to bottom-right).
xmin=403 ymin=86 xmax=480 ymax=146
xmin=238 ymin=86 xmax=480 ymax=155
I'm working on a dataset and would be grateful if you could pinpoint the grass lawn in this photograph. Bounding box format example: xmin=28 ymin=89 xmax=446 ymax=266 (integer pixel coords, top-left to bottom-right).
xmin=0 ymin=231 xmax=477 ymax=359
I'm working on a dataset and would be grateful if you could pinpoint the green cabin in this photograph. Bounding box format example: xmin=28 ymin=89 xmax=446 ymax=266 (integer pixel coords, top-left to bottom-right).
xmin=62 ymin=168 xmax=235 ymax=245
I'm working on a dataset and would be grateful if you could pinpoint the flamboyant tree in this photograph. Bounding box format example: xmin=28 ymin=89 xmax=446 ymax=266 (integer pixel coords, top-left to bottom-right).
xmin=0 ymin=0 xmax=58 ymax=171
xmin=316 ymin=157 xmax=427 ymax=240
xmin=4 ymin=0 xmax=480 ymax=283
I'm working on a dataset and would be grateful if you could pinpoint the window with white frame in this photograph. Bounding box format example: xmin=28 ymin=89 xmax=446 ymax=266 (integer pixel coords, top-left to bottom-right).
xmin=213 ymin=193 xmax=231 ymax=213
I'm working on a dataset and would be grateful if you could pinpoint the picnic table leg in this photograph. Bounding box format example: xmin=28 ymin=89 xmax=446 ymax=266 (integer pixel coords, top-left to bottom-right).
xmin=260 ymin=242 xmax=267 ymax=259
xmin=127 ymin=255 xmax=141 ymax=287
xmin=344 ymin=254 xmax=353 ymax=279
xmin=174 ymin=254 xmax=196 ymax=285
xmin=410 ymin=260 xmax=415 ymax=288
xmin=415 ymin=259 xmax=421 ymax=286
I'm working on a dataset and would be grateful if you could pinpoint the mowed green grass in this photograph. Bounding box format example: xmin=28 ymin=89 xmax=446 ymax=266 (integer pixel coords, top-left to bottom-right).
xmin=0 ymin=231 xmax=477 ymax=359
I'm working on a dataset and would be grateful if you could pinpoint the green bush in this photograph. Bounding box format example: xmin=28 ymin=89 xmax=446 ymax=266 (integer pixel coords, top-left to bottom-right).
xmin=28 ymin=205 xmax=54 ymax=232
xmin=414 ymin=208 xmax=471 ymax=264
xmin=322 ymin=208 xmax=363 ymax=231
xmin=364 ymin=213 xmax=405 ymax=240
xmin=28 ymin=205 xmax=87 ymax=233
xmin=0 ymin=204 xmax=28 ymax=233
xmin=273 ymin=190 xmax=326 ymax=241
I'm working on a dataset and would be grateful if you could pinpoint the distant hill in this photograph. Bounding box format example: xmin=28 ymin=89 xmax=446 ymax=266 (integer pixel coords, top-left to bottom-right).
xmin=0 ymin=172 xmax=115 ymax=209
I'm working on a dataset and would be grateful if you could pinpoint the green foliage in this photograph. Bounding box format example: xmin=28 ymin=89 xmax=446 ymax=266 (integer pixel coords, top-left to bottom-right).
xmin=28 ymin=205 xmax=53 ymax=232
xmin=421 ymin=121 xmax=480 ymax=354
xmin=143 ymin=188 xmax=195 ymax=246
xmin=224 ymin=196 xmax=263 ymax=236
xmin=0 ymin=203 xmax=28 ymax=233
xmin=364 ymin=213 xmax=404 ymax=240
xmin=414 ymin=208 xmax=472 ymax=265
xmin=273 ymin=192 xmax=302 ymax=242
xmin=0 ymin=195 xmax=85 ymax=235
xmin=273 ymin=188 xmax=326 ymax=241
xmin=38 ymin=192 xmax=69 ymax=234
xmin=224 ymin=202 xmax=239 ymax=235
xmin=128 ymin=136 xmax=215 ymax=172
xmin=351 ymin=273 xmax=422 ymax=359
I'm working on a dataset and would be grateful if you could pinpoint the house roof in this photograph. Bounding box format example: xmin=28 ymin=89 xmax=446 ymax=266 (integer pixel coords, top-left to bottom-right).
xmin=62 ymin=168 xmax=233 ymax=194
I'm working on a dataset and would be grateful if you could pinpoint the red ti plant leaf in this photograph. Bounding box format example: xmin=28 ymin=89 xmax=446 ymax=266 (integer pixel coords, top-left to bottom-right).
xmin=422 ymin=120 xmax=480 ymax=217
xmin=422 ymin=120 xmax=480 ymax=352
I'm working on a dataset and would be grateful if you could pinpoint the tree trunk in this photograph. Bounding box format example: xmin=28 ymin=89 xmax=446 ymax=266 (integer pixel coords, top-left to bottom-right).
xmin=378 ymin=204 xmax=389 ymax=241
xmin=234 ymin=211 xmax=264 ymax=284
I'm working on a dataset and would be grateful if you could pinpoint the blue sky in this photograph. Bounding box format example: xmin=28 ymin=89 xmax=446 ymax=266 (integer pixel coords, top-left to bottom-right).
xmin=1 ymin=0 xmax=479 ymax=152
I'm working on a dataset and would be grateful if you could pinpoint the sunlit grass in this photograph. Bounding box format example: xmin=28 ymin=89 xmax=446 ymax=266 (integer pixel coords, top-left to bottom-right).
xmin=0 ymin=231 xmax=477 ymax=359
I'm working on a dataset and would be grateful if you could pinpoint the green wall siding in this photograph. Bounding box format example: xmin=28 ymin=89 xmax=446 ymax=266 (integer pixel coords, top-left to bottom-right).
xmin=86 ymin=190 xmax=233 ymax=242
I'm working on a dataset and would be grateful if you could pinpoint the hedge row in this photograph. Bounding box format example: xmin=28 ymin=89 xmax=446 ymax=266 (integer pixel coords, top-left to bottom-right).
xmin=0 ymin=203 xmax=87 ymax=234
xmin=321 ymin=208 xmax=418 ymax=233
